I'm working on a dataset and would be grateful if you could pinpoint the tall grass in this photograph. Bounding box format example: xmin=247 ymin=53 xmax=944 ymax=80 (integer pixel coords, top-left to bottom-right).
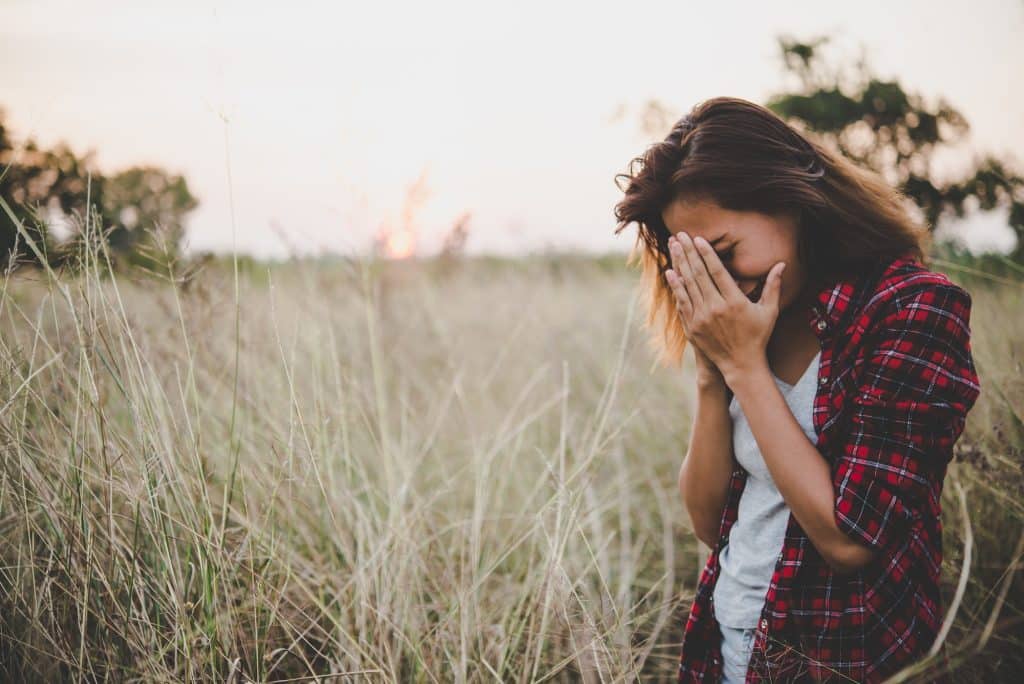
xmin=0 ymin=219 xmax=1021 ymax=680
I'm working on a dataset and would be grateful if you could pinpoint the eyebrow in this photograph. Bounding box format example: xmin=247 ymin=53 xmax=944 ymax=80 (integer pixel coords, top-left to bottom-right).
xmin=708 ymin=235 xmax=729 ymax=248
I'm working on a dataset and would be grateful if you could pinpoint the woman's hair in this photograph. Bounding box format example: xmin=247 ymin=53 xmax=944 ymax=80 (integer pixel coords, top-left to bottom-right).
xmin=613 ymin=96 xmax=931 ymax=368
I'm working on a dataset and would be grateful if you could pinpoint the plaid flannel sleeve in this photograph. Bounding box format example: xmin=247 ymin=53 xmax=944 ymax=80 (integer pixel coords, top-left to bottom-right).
xmin=832 ymin=281 xmax=982 ymax=551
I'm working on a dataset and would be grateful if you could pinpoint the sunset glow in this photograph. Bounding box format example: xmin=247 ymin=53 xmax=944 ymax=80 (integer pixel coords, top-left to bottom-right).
xmin=382 ymin=228 xmax=417 ymax=259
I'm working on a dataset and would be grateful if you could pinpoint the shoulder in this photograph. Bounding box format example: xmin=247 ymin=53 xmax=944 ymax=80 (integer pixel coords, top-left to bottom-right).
xmin=857 ymin=256 xmax=973 ymax=330
xmin=849 ymin=256 xmax=980 ymax=404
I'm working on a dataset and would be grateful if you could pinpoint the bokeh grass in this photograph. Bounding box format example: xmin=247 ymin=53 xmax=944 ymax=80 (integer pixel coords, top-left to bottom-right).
xmin=0 ymin=232 xmax=1021 ymax=681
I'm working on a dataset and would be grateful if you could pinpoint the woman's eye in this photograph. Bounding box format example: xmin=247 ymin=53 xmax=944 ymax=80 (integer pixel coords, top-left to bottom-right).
xmin=718 ymin=248 xmax=734 ymax=261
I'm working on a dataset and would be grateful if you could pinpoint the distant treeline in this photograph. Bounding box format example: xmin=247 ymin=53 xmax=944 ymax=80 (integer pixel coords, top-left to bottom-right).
xmin=1 ymin=106 xmax=198 ymax=274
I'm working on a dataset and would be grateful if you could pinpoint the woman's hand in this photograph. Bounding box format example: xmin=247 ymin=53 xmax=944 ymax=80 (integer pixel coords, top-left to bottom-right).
xmin=665 ymin=232 xmax=786 ymax=386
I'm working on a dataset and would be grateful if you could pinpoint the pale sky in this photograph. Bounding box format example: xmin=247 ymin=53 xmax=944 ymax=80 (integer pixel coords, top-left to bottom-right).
xmin=2 ymin=0 xmax=1021 ymax=258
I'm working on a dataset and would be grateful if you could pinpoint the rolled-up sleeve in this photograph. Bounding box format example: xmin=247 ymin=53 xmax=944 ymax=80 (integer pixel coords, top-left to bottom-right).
xmin=833 ymin=281 xmax=982 ymax=552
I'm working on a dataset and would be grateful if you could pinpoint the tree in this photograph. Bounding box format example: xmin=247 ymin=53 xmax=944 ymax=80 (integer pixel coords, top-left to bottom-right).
xmin=0 ymin=109 xmax=101 ymax=269
xmin=0 ymin=106 xmax=199 ymax=273
xmin=765 ymin=35 xmax=1023 ymax=260
xmin=97 ymin=166 xmax=199 ymax=272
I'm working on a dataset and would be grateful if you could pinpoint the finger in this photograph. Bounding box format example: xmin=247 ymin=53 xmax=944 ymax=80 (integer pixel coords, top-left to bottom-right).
xmin=668 ymin=235 xmax=686 ymax=282
xmin=666 ymin=268 xmax=694 ymax=323
xmin=677 ymin=232 xmax=713 ymax=303
xmin=669 ymin=236 xmax=701 ymax=306
xmin=670 ymin=234 xmax=703 ymax=307
xmin=693 ymin=236 xmax=744 ymax=302
xmin=758 ymin=262 xmax=786 ymax=308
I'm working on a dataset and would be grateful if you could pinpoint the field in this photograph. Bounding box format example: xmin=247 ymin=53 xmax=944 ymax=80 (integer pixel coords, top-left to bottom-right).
xmin=1 ymin=248 xmax=1022 ymax=682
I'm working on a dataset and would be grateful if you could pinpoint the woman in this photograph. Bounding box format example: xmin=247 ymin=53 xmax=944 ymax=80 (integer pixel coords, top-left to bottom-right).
xmin=613 ymin=97 xmax=982 ymax=682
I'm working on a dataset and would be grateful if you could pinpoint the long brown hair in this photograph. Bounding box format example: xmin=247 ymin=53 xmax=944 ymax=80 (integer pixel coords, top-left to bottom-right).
xmin=613 ymin=96 xmax=931 ymax=368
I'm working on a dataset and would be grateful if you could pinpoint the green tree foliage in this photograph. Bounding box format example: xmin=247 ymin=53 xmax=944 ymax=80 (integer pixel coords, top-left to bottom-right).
xmin=765 ymin=35 xmax=1024 ymax=260
xmin=0 ymin=113 xmax=98 ymax=268
xmin=96 ymin=166 xmax=199 ymax=272
xmin=0 ymin=106 xmax=199 ymax=272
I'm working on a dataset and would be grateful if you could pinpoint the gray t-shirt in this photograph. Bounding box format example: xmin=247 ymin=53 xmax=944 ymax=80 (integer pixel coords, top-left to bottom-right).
xmin=712 ymin=350 xmax=821 ymax=628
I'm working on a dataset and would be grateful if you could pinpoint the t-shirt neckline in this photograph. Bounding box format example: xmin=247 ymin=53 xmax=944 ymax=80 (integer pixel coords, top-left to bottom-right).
xmin=772 ymin=349 xmax=822 ymax=390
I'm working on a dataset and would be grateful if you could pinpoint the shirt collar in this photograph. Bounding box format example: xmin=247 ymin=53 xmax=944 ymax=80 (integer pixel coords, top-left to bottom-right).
xmin=811 ymin=274 xmax=851 ymax=328
xmin=805 ymin=256 xmax=921 ymax=335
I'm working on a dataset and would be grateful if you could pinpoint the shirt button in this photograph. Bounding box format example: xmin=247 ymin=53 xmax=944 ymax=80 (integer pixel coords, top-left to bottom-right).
xmin=818 ymin=375 xmax=828 ymax=386
xmin=760 ymin=618 xmax=768 ymax=630
xmin=815 ymin=319 xmax=827 ymax=331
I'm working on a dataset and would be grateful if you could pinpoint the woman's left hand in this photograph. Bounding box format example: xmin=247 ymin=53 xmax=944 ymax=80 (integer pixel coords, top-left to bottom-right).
xmin=665 ymin=232 xmax=786 ymax=385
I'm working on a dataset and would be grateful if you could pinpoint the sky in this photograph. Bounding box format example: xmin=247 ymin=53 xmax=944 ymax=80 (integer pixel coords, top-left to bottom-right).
xmin=2 ymin=0 xmax=1022 ymax=258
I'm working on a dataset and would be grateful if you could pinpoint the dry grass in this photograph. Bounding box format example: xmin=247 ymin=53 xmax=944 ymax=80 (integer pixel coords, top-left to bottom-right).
xmin=0 ymin=241 xmax=1021 ymax=682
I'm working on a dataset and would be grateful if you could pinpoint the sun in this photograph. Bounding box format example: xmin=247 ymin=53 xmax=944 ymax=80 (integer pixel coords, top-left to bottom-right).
xmin=383 ymin=229 xmax=416 ymax=259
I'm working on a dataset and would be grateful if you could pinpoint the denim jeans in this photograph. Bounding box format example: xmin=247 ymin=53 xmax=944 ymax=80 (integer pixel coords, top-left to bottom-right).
xmin=719 ymin=623 xmax=756 ymax=683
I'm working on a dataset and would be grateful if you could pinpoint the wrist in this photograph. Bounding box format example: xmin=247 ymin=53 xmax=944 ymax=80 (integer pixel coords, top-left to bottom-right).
xmin=723 ymin=360 xmax=772 ymax=396
xmin=696 ymin=380 xmax=730 ymax=402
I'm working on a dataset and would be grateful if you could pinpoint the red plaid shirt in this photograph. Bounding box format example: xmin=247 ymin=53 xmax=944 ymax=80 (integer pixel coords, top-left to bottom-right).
xmin=677 ymin=255 xmax=982 ymax=683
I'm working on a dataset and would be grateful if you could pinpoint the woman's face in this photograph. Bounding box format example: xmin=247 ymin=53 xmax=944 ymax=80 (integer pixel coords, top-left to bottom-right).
xmin=660 ymin=195 xmax=809 ymax=313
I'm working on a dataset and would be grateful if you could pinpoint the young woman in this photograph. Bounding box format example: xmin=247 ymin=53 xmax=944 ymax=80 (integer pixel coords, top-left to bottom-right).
xmin=613 ymin=97 xmax=982 ymax=683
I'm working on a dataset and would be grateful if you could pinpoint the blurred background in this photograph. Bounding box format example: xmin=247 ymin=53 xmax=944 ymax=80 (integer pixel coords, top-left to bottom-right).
xmin=2 ymin=0 xmax=1022 ymax=269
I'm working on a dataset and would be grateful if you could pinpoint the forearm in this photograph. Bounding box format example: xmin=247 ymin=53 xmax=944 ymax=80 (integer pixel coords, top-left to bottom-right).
xmin=679 ymin=383 xmax=735 ymax=546
xmin=726 ymin=364 xmax=878 ymax=573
